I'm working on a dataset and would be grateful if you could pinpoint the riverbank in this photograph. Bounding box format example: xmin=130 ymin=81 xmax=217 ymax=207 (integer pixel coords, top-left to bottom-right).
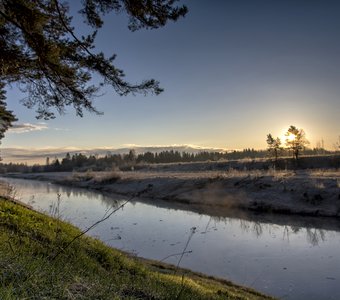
xmin=4 ymin=165 xmax=340 ymax=218
xmin=0 ymin=197 xmax=273 ymax=299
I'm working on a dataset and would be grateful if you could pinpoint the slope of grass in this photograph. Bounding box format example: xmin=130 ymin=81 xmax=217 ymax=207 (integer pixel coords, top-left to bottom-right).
xmin=0 ymin=198 xmax=274 ymax=299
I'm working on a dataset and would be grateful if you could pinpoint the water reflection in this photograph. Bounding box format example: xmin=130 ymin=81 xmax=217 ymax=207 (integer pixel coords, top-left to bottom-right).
xmin=125 ymin=195 xmax=340 ymax=234
xmin=1 ymin=177 xmax=340 ymax=300
xmin=2 ymin=177 xmax=338 ymax=248
xmin=306 ymin=228 xmax=326 ymax=246
xmin=230 ymin=218 xmax=328 ymax=246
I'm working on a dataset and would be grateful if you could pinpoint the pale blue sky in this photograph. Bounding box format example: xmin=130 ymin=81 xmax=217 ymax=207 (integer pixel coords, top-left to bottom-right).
xmin=2 ymin=0 xmax=340 ymax=156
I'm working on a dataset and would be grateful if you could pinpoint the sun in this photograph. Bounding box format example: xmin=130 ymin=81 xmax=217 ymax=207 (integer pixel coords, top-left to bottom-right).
xmin=285 ymin=133 xmax=296 ymax=142
xmin=279 ymin=128 xmax=296 ymax=144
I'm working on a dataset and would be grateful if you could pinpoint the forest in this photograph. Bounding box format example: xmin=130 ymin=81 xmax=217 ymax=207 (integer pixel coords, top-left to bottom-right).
xmin=0 ymin=146 xmax=335 ymax=173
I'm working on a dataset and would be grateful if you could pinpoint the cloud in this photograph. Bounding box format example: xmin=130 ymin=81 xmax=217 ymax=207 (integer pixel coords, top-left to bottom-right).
xmin=9 ymin=123 xmax=48 ymax=133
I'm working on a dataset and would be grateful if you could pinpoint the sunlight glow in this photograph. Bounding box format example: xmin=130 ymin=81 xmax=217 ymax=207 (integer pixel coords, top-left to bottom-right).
xmin=285 ymin=133 xmax=296 ymax=142
xmin=279 ymin=129 xmax=296 ymax=145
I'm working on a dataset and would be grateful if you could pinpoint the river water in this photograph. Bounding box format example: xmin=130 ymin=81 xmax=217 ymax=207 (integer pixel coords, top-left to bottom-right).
xmin=2 ymin=177 xmax=340 ymax=300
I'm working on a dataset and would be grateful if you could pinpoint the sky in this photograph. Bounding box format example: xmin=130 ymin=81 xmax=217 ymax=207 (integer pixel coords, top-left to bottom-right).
xmin=2 ymin=0 xmax=340 ymax=163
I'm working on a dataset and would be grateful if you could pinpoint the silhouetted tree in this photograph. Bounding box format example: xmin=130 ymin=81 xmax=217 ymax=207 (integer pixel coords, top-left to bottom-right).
xmin=0 ymin=0 xmax=187 ymax=126
xmin=266 ymin=134 xmax=282 ymax=161
xmin=61 ymin=152 xmax=72 ymax=171
xmin=315 ymin=139 xmax=326 ymax=155
xmin=125 ymin=149 xmax=136 ymax=164
xmin=52 ymin=157 xmax=61 ymax=169
xmin=285 ymin=125 xmax=309 ymax=160
xmin=334 ymin=136 xmax=340 ymax=152
xmin=72 ymin=153 xmax=87 ymax=167
xmin=0 ymin=83 xmax=16 ymax=143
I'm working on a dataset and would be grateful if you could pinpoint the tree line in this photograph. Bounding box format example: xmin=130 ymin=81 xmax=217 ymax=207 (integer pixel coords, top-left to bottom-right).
xmin=0 ymin=146 xmax=335 ymax=174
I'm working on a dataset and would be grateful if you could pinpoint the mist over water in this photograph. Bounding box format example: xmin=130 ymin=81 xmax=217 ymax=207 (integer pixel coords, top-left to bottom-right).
xmin=2 ymin=177 xmax=340 ymax=300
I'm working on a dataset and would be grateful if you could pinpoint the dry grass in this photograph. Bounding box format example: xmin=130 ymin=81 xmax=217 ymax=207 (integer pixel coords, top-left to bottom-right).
xmin=0 ymin=181 xmax=17 ymax=199
xmin=69 ymin=171 xmax=121 ymax=184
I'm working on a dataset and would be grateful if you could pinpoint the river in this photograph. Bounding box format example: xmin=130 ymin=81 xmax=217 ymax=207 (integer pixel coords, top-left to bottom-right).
xmin=1 ymin=177 xmax=339 ymax=300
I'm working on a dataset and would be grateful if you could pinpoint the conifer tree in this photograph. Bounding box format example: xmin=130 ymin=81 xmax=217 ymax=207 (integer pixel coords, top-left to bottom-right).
xmin=0 ymin=0 xmax=187 ymax=129
xmin=285 ymin=125 xmax=309 ymax=160
xmin=0 ymin=82 xmax=17 ymax=142
xmin=266 ymin=133 xmax=282 ymax=162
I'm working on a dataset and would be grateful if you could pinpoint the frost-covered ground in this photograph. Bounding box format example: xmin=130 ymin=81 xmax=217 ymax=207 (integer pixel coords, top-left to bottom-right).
xmin=4 ymin=163 xmax=340 ymax=218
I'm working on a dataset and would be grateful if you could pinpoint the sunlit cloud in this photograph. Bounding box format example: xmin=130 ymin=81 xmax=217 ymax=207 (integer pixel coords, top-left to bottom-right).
xmin=9 ymin=122 xmax=48 ymax=134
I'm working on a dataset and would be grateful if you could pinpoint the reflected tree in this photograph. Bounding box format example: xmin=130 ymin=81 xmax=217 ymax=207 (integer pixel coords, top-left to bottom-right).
xmin=282 ymin=225 xmax=290 ymax=242
xmin=252 ymin=222 xmax=263 ymax=238
xmin=306 ymin=228 xmax=325 ymax=246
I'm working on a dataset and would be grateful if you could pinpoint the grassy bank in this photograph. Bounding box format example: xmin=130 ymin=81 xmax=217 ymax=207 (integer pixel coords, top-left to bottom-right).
xmin=0 ymin=198 xmax=273 ymax=299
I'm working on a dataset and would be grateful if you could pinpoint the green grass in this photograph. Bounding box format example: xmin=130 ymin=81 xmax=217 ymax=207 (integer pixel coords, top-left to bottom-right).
xmin=0 ymin=198 xmax=274 ymax=299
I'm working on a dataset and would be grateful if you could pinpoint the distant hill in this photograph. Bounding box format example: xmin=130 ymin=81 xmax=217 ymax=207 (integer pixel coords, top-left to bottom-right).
xmin=1 ymin=145 xmax=228 ymax=164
